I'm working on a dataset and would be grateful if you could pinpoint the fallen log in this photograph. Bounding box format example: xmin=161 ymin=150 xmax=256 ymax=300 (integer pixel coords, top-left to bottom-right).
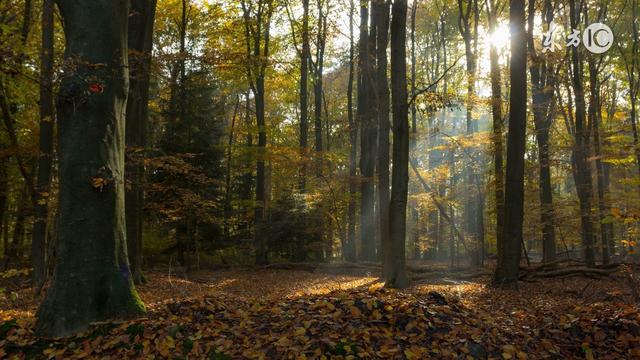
xmin=260 ymin=263 xmax=318 ymax=272
xmin=522 ymin=267 xmax=617 ymax=279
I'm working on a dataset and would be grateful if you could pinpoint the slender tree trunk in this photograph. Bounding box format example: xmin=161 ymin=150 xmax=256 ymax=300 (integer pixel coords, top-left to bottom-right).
xmin=300 ymin=0 xmax=310 ymax=192
xmin=590 ymin=65 xmax=609 ymax=264
xmin=36 ymin=0 xmax=145 ymax=338
xmin=125 ymin=0 xmax=157 ymax=285
xmin=527 ymin=0 xmax=556 ymax=263
xmin=568 ymin=0 xmax=595 ymax=267
xmin=313 ymin=0 xmax=326 ymax=177
xmin=4 ymin=188 xmax=27 ymax=270
xmin=240 ymin=90 xmax=253 ymax=214
xmin=345 ymin=0 xmax=357 ymax=262
xmin=494 ymin=0 xmax=526 ymax=287
xmin=486 ymin=0 xmax=504 ymax=257
xmin=292 ymin=0 xmax=311 ymax=262
xmin=32 ymin=0 xmax=55 ymax=290
xmin=241 ymin=0 xmax=273 ymax=265
xmin=223 ymin=97 xmax=240 ymax=239
xmin=386 ymin=0 xmax=409 ymax=289
xmin=457 ymin=0 xmax=481 ymax=267
xmin=629 ymin=0 xmax=640 ymax=178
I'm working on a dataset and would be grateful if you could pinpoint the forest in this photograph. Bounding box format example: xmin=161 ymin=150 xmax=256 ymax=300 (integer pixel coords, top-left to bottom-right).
xmin=1 ymin=0 xmax=640 ymax=358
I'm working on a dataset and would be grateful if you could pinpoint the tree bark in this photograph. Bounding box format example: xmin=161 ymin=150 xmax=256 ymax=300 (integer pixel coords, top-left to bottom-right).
xmin=32 ymin=0 xmax=55 ymax=290
xmin=568 ymin=0 xmax=595 ymax=267
xmin=358 ymin=1 xmax=377 ymax=261
xmin=36 ymin=0 xmax=145 ymax=338
xmin=457 ymin=0 xmax=481 ymax=267
xmin=299 ymin=0 xmax=310 ymax=192
xmin=527 ymin=0 xmax=557 ymax=263
xmin=386 ymin=0 xmax=409 ymax=289
xmin=486 ymin=0 xmax=505 ymax=258
xmin=313 ymin=0 xmax=327 ymax=177
xmin=373 ymin=0 xmax=391 ymax=277
xmin=241 ymin=0 xmax=273 ymax=265
xmin=125 ymin=0 xmax=157 ymax=285
xmin=494 ymin=0 xmax=526 ymax=287
xmin=345 ymin=0 xmax=357 ymax=262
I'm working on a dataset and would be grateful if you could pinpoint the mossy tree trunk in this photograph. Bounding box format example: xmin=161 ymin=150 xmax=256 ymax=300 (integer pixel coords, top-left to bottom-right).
xmin=36 ymin=0 xmax=145 ymax=338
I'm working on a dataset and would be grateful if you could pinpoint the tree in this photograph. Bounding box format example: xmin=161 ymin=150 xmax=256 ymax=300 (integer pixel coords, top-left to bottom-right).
xmin=36 ymin=0 xmax=145 ymax=337
xmin=345 ymin=0 xmax=357 ymax=262
xmin=32 ymin=0 xmax=55 ymax=291
xmin=358 ymin=0 xmax=377 ymax=261
xmin=312 ymin=0 xmax=329 ymax=177
xmin=300 ymin=0 xmax=310 ymax=192
xmin=126 ymin=0 xmax=158 ymax=285
xmin=386 ymin=0 xmax=409 ymax=289
xmin=494 ymin=0 xmax=526 ymax=287
xmin=457 ymin=0 xmax=482 ymax=267
xmin=527 ymin=0 xmax=557 ymax=263
xmin=486 ymin=0 xmax=505 ymax=258
xmin=373 ymin=0 xmax=391 ymax=277
xmin=568 ymin=0 xmax=595 ymax=267
xmin=241 ymin=0 xmax=275 ymax=265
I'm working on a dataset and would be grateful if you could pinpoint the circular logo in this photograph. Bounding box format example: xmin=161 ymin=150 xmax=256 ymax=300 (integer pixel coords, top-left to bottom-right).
xmin=583 ymin=23 xmax=614 ymax=54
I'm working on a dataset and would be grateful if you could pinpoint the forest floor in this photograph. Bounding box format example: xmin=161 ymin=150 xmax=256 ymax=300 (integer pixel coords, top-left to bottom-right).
xmin=1 ymin=263 xmax=639 ymax=359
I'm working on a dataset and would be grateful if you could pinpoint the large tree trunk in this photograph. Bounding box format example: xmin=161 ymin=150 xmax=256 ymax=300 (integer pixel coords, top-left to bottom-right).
xmin=386 ymin=0 xmax=409 ymax=289
xmin=345 ymin=0 xmax=357 ymax=262
xmin=568 ymin=0 xmax=595 ymax=267
xmin=32 ymin=0 xmax=55 ymax=290
xmin=373 ymin=0 xmax=391 ymax=277
xmin=494 ymin=0 xmax=526 ymax=287
xmin=527 ymin=0 xmax=556 ymax=263
xmin=36 ymin=0 xmax=145 ymax=338
xmin=125 ymin=0 xmax=157 ymax=285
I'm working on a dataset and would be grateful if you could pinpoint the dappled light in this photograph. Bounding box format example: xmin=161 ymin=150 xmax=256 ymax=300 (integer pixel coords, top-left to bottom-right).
xmin=2 ymin=0 xmax=640 ymax=357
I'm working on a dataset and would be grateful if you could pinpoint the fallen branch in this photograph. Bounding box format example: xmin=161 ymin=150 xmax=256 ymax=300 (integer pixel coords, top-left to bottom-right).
xmin=410 ymin=158 xmax=469 ymax=252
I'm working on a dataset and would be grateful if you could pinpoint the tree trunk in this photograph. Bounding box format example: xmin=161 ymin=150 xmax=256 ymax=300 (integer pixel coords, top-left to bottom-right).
xmin=386 ymin=0 xmax=409 ymax=289
xmin=457 ymin=0 xmax=481 ymax=267
xmin=486 ymin=0 xmax=504 ymax=257
xmin=36 ymin=0 xmax=145 ymax=338
xmin=300 ymin=0 xmax=310 ymax=192
xmin=345 ymin=0 xmax=357 ymax=262
xmin=568 ymin=0 xmax=595 ymax=267
xmin=241 ymin=0 xmax=273 ymax=265
xmin=358 ymin=1 xmax=376 ymax=261
xmin=373 ymin=0 xmax=391 ymax=277
xmin=4 ymin=188 xmax=28 ymax=270
xmin=125 ymin=0 xmax=157 ymax=285
xmin=527 ymin=0 xmax=556 ymax=263
xmin=223 ymin=97 xmax=240 ymax=240
xmin=494 ymin=0 xmax=526 ymax=287
xmin=313 ymin=0 xmax=326 ymax=177
xmin=587 ymin=33 xmax=610 ymax=264
xmin=32 ymin=0 xmax=55 ymax=290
